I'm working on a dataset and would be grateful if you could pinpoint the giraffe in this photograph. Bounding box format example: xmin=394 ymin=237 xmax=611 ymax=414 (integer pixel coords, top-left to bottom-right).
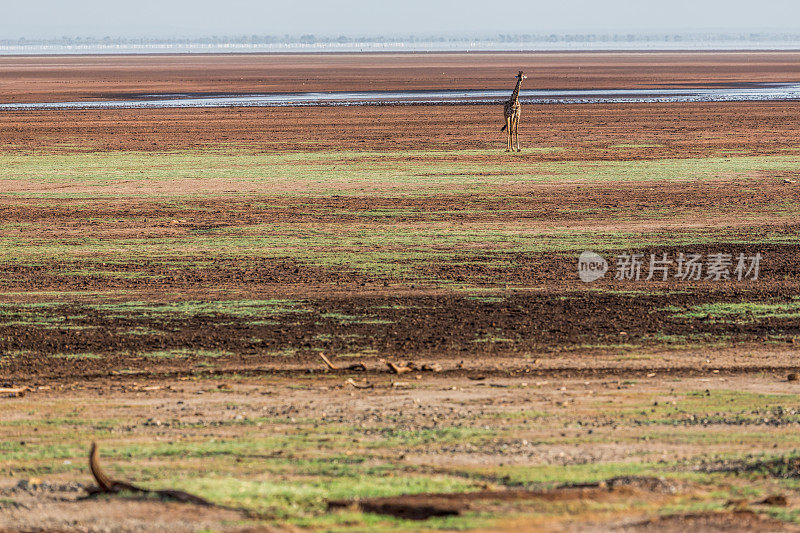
xmin=501 ymin=71 xmax=527 ymax=152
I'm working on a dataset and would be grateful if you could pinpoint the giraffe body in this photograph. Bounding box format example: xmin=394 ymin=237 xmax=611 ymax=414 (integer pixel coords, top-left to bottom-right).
xmin=501 ymin=71 xmax=526 ymax=151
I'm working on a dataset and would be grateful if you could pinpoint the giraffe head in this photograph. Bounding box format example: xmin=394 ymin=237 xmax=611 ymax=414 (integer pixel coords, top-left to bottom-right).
xmin=516 ymin=71 xmax=527 ymax=80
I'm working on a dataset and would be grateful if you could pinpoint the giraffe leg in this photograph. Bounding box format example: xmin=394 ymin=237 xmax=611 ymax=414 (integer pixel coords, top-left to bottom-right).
xmin=510 ymin=119 xmax=517 ymax=152
xmin=514 ymin=120 xmax=521 ymax=152
xmin=505 ymin=117 xmax=511 ymax=151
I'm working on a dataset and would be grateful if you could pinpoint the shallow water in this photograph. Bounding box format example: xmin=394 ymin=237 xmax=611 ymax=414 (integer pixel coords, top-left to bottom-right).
xmin=3 ymin=84 xmax=800 ymax=110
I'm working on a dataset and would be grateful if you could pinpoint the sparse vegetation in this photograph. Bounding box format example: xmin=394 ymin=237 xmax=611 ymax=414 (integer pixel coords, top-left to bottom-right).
xmin=4 ymin=53 xmax=800 ymax=532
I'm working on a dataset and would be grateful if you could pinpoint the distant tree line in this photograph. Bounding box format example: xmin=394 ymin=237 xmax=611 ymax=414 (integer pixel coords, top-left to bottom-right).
xmin=3 ymin=33 xmax=800 ymax=47
xmin=495 ymin=32 xmax=800 ymax=43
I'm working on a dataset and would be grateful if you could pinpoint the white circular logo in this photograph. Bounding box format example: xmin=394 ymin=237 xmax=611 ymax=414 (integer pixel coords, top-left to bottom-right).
xmin=578 ymin=251 xmax=608 ymax=282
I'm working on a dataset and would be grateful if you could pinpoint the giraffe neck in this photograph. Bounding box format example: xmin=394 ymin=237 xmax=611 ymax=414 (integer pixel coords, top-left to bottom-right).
xmin=510 ymin=78 xmax=523 ymax=102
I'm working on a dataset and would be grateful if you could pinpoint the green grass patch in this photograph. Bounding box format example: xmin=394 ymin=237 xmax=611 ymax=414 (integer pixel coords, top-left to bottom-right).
xmin=50 ymin=352 xmax=102 ymax=360
xmin=3 ymin=150 xmax=800 ymax=198
xmin=141 ymin=349 xmax=231 ymax=359
xmin=673 ymin=300 xmax=800 ymax=321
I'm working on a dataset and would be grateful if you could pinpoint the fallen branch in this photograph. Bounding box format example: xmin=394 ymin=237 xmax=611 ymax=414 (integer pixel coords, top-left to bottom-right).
xmin=320 ymin=353 xmax=367 ymax=372
xmin=0 ymin=387 xmax=28 ymax=397
xmin=319 ymin=353 xmax=338 ymax=370
xmin=383 ymin=360 xmax=412 ymax=374
xmin=346 ymin=378 xmax=374 ymax=389
xmin=87 ymin=442 xmax=213 ymax=506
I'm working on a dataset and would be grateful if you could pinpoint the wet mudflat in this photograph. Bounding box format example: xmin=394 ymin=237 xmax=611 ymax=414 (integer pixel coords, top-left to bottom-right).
xmin=5 ymin=83 xmax=800 ymax=110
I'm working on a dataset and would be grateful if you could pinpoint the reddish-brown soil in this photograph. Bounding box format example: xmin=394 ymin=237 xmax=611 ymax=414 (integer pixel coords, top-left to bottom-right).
xmin=4 ymin=100 xmax=800 ymax=155
xmin=3 ymin=52 xmax=800 ymax=102
xmin=2 ymin=53 xmax=800 ymax=531
xmin=4 ymin=51 xmax=800 ymax=156
xmin=1 ymin=54 xmax=800 ymax=382
xmin=1 ymin=234 xmax=800 ymax=383
xmin=615 ymin=511 xmax=796 ymax=532
xmin=2 ymin=53 xmax=800 ymax=155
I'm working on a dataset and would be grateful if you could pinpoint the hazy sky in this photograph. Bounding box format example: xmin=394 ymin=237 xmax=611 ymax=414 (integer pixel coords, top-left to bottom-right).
xmin=2 ymin=0 xmax=800 ymax=38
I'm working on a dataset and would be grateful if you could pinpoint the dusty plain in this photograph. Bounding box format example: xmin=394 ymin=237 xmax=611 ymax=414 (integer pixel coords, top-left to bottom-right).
xmin=1 ymin=52 xmax=800 ymax=531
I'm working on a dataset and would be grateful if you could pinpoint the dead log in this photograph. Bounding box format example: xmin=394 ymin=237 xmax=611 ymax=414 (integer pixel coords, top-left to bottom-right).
xmin=319 ymin=353 xmax=338 ymax=370
xmin=383 ymin=360 xmax=412 ymax=374
xmin=88 ymin=442 xmax=213 ymax=506
xmin=346 ymin=378 xmax=374 ymax=389
xmin=320 ymin=353 xmax=367 ymax=372
xmin=0 ymin=387 xmax=29 ymax=398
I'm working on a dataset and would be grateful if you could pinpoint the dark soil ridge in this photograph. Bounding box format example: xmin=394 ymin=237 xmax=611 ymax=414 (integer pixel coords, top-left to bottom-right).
xmin=615 ymin=510 xmax=797 ymax=532
xmin=327 ymin=476 xmax=683 ymax=519
xmin=2 ymin=283 xmax=800 ymax=382
xmin=6 ymin=361 xmax=800 ymax=387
